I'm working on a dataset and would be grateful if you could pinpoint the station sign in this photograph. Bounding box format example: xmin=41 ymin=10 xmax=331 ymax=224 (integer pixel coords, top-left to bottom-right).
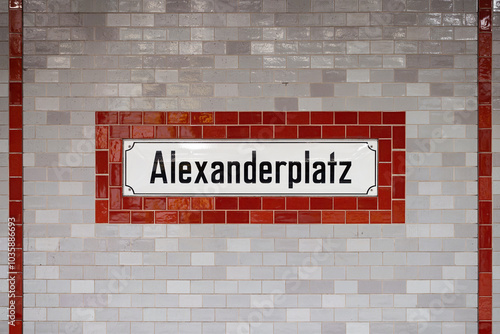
xmin=123 ymin=140 xmax=378 ymax=196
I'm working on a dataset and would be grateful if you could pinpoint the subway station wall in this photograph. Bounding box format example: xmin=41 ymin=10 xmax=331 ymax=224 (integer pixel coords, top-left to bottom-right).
xmin=2 ymin=0 xmax=497 ymax=333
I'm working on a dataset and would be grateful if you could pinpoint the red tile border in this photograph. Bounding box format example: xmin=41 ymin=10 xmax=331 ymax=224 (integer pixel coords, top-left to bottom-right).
xmin=9 ymin=2 xmax=23 ymax=333
xmin=478 ymin=1 xmax=492 ymax=332
xmin=95 ymin=111 xmax=406 ymax=224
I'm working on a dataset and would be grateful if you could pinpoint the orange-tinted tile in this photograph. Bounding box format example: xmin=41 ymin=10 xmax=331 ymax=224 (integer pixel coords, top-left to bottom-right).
xmin=179 ymin=126 xmax=202 ymax=138
xmin=346 ymin=211 xmax=369 ymax=224
xmin=392 ymin=200 xmax=405 ymax=224
xmin=144 ymin=198 xmax=166 ymax=210
xmin=322 ymin=211 xmax=345 ymax=223
xmin=156 ymin=211 xmax=178 ymax=224
xmin=132 ymin=211 xmax=154 ymax=224
xmin=132 ymin=126 xmax=154 ymax=138
xmin=156 ymin=126 xmax=177 ymax=138
xmin=191 ymin=112 xmax=213 ymax=124
xmin=370 ymin=211 xmax=391 ymax=224
xmin=120 ymin=112 xmax=142 ymax=124
xmin=179 ymin=211 xmax=201 ymax=224
xmin=478 ymin=296 xmax=492 ymax=321
xmin=167 ymin=111 xmax=189 ymax=124
xmin=168 ymin=197 xmax=190 ymax=210
xmin=192 ymin=197 xmax=214 ymax=210
xmin=144 ymin=112 xmax=166 ymax=124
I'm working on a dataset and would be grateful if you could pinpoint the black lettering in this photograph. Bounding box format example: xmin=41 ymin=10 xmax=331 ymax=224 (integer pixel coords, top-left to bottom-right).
xmin=150 ymin=151 xmax=168 ymax=183
xmin=179 ymin=162 xmax=191 ymax=183
xmin=211 ymin=161 xmax=224 ymax=183
xmin=312 ymin=161 xmax=326 ymax=183
xmin=339 ymin=161 xmax=352 ymax=183
xmin=171 ymin=150 xmax=175 ymax=183
xmin=327 ymin=152 xmax=337 ymax=183
xmin=244 ymin=151 xmax=257 ymax=183
xmin=288 ymin=162 xmax=301 ymax=189
xmin=259 ymin=161 xmax=272 ymax=183
xmin=194 ymin=161 xmax=208 ymax=183
xmin=228 ymin=161 xmax=240 ymax=183
xmin=275 ymin=161 xmax=287 ymax=183
xmin=305 ymin=151 xmax=310 ymax=183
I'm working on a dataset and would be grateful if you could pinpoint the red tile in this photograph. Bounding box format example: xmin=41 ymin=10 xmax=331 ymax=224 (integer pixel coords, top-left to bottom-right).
xmin=392 ymin=176 xmax=405 ymax=199
xmin=479 ymin=273 xmax=492 ymax=297
xmin=203 ymin=211 xmax=226 ymax=224
xmin=10 ymin=33 xmax=22 ymax=57
xmin=346 ymin=211 xmax=369 ymax=224
xmin=110 ymin=164 xmax=122 ymax=186
xmin=286 ymin=197 xmax=309 ymax=210
xmin=239 ymin=111 xmax=262 ymax=124
xmin=144 ymin=111 xmax=166 ymax=124
xmin=239 ymin=197 xmax=261 ymax=210
xmin=393 ymin=126 xmax=405 ymax=149
xmin=110 ymin=126 xmax=130 ymax=138
xmin=358 ymin=197 xmax=377 ymax=210
xmin=479 ymin=82 xmax=491 ymax=104
xmin=179 ymin=126 xmax=202 ymax=138
xmin=9 ymin=106 xmax=22 ymax=129
xmin=10 ymin=58 xmax=22 ymax=81
xmin=479 ymin=129 xmax=492 ymax=152
xmin=322 ymin=126 xmax=346 ymax=138
xmin=215 ymin=197 xmax=238 ymax=209
xmin=275 ymin=126 xmax=298 ymax=138
xmin=479 ymin=225 xmax=492 ymax=249
xmin=251 ymin=126 xmax=274 ymax=139
xmin=359 ymin=112 xmax=382 ymax=124
xmin=9 ymin=82 xmax=22 ymax=105
xmin=393 ymin=151 xmax=405 ymax=174
xmin=263 ymin=197 xmax=285 ymax=210
xmin=478 ymin=296 xmax=492 ymax=321
xmin=480 ymin=9 xmax=492 ymax=31
xmin=9 ymin=201 xmax=23 ymax=223
xmin=479 ymin=177 xmax=492 ymax=201
xmin=203 ymin=126 xmax=226 ymax=138
xmin=298 ymin=211 xmax=321 ymax=224
xmin=9 ymin=322 xmax=22 ymax=334
xmin=275 ymin=211 xmax=297 ymax=224
xmin=479 ymin=0 xmax=492 ymax=8
xmin=392 ymin=200 xmax=405 ymax=224
xmin=287 ymin=112 xmax=309 ymax=124
xmin=310 ymin=197 xmax=332 ymax=210
xmin=192 ymin=112 xmax=213 ymax=124
xmin=250 ymin=211 xmax=273 ymax=224
xmin=109 ymin=211 xmax=130 ymax=223
xmin=11 ymin=249 xmax=22 ymax=272
xmin=479 ymin=105 xmax=492 ymax=128
xmin=370 ymin=126 xmax=391 ymax=138
xmin=95 ymin=200 xmax=108 ymax=223
xmin=379 ymin=139 xmax=392 ymax=162
xmin=335 ymin=112 xmax=357 ymax=124
xmin=322 ymin=211 xmax=345 ymax=223
xmin=378 ymin=163 xmax=392 ymax=186
xmin=478 ymin=322 xmax=492 ymax=334
xmin=479 ymin=201 xmax=492 ymax=224
xmin=132 ymin=126 xmax=155 ymax=138
xmin=299 ymin=126 xmax=321 ymax=138
xmin=378 ymin=187 xmax=392 ymax=210
xmin=311 ymin=111 xmax=333 ymax=124
xmin=227 ymin=126 xmax=250 ymax=138
xmin=167 ymin=112 xmax=189 ymax=124
xmin=9 ymin=129 xmax=22 ymax=152
xmin=95 ymin=126 xmax=108 ymax=149
xmin=479 ymin=57 xmax=492 ymax=82
xmin=144 ymin=198 xmax=166 ymax=210
xmin=156 ymin=211 xmax=178 ymax=224
xmin=346 ymin=126 xmax=369 ymax=138
xmin=132 ymin=211 xmax=154 ymax=224
xmin=227 ymin=210 xmax=249 ymax=224
xmin=334 ymin=197 xmax=357 ymax=210
xmin=9 ymin=153 xmax=22 ymax=177
xmin=109 ymin=140 xmax=122 ymax=162
xmin=9 ymin=10 xmax=22 ymax=33
xmin=370 ymin=211 xmax=392 ymax=224
xmin=123 ymin=197 xmax=142 ymax=210
xmin=96 ymin=176 xmax=108 ymax=198
xmin=192 ymin=198 xmax=214 ymax=210
xmin=156 ymin=126 xmax=177 ymax=138
xmin=110 ymin=188 xmax=121 ymax=210
xmin=479 ymin=153 xmax=492 ymax=177
xmin=179 ymin=211 xmax=202 ymax=224
xmin=168 ymin=197 xmax=190 ymax=210
xmin=215 ymin=111 xmax=238 ymax=124
xmin=383 ymin=112 xmax=405 ymax=124
xmin=96 ymin=112 xmax=117 ymax=125
xmin=95 ymin=151 xmax=108 ymax=174
xmin=120 ymin=112 xmax=142 ymax=124
xmin=479 ymin=33 xmax=492 ymax=57
xmin=9 ymin=0 xmax=23 ymax=9
xmin=263 ymin=111 xmax=286 ymax=124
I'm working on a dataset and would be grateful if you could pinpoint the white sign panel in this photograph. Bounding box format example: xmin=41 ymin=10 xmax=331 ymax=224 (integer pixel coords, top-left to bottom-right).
xmin=123 ymin=140 xmax=378 ymax=196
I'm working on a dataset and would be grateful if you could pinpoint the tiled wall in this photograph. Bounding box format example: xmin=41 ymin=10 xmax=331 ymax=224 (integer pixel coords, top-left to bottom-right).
xmin=18 ymin=0 xmax=482 ymax=333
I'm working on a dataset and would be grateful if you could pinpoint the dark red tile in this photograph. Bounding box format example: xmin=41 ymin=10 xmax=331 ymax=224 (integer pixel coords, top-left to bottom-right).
xmin=132 ymin=211 xmax=154 ymax=224
xmin=346 ymin=126 xmax=369 ymax=138
xmin=334 ymin=112 xmax=357 ymax=124
xmin=392 ymin=176 xmax=405 ymax=199
xmin=156 ymin=126 xmax=177 ymax=138
xmin=203 ymin=211 xmax=225 ymax=224
xmin=334 ymin=197 xmax=357 ymax=210
xmin=263 ymin=111 xmax=286 ymax=124
xmin=311 ymin=111 xmax=333 ymax=124
xmin=479 ymin=177 xmax=492 ymax=201
xmin=9 ymin=0 xmax=23 ymax=9
xmin=286 ymin=197 xmax=309 ymax=210
xmin=310 ymin=197 xmax=332 ymax=210
xmin=250 ymin=126 xmax=273 ymax=139
xmin=383 ymin=112 xmax=405 ymax=124
xmin=479 ymin=225 xmax=492 ymax=249
xmin=203 ymin=126 xmax=226 ymax=138
xmin=359 ymin=112 xmax=382 ymax=124
xmin=378 ymin=187 xmax=392 ymax=210
xmin=346 ymin=211 xmax=369 ymax=224
xmin=215 ymin=197 xmax=238 ymax=209
xmin=479 ymin=153 xmax=492 ymax=177
xmin=156 ymin=211 xmax=178 ymax=224
xmin=132 ymin=126 xmax=155 ymax=139
xmin=239 ymin=111 xmax=262 ymax=124
xmin=144 ymin=198 xmax=166 ymax=210
xmin=9 ymin=82 xmax=22 ymax=105
xmin=109 ymin=140 xmax=122 ymax=162
xmin=168 ymin=197 xmax=190 ymax=210
xmin=9 ymin=10 xmax=22 ymax=33
xmin=250 ymin=211 xmax=273 ymax=224
xmin=370 ymin=126 xmax=391 ymax=138
xmin=275 ymin=126 xmax=298 ymax=138
xmin=322 ymin=211 xmax=345 ymax=224
xmin=215 ymin=111 xmax=238 ymax=124
xmin=110 ymin=164 xmax=122 ymax=186
xmin=479 ymin=105 xmax=492 ymax=128
xmin=275 ymin=211 xmax=297 ymax=224
xmin=12 ymin=223 xmax=22 ymax=247
xmin=179 ymin=126 xmax=202 ymax=138
xmin=9 ymin=177 xmax=22 ymax=201
xmin=393 ymin=126 xmax=405 ymax=149
xmin=96 ymin=176 xmax=108 ymax=198
xmin=479 ymin=33 xmax=492 ymax=57
xmin=179 ymin=211 xmax=202 ymax=224
xmin=9 ymin=33 xmax=22 ymax=57
xmin=370 ymin=211 xmax=392 ymax=224
xmin=263 ymin=197 xmax=285 ymax=210
xmin=192 ymin=112 xmax=213 ymax=124
xmin=9 ymin=201 xmax=23 ymax=223
xmin=123 ymin=197 xmax=142 ymax=210
xmin=323 ymin=126 xmax=346 ymax=138
xmin=9 ymin=129 xmax=22 ymax=153
xmin=379 ymin=139 xmax=392 ymax=162
xmin=192 ymin=198 xmax=214 ymax=210
xmin=96 ymin=112 xmax=118 ymax=124
xmin=110 ymin=126 xmax=130 ymax=138
xmin=478 ymin=321 xmax=492 ymax=334
xmin=95 ymin=151 xmax=108 ymax=174
xmin=393 ymin=151 xmax=405 ymax=174
xmin=479 ymin=273 xmax=492 ymax=297
xmin=479 ymin=201 xmax=492 ymax=224
xmin=298 ymin=126 xmax=321 ymax=138
xmin=227 ymin=126 xmax=250 ymax=138
xmin=479 ymin=57 xmax=492 ymax=82
xmin=110 ymin=188 xmax=121 ymax=210
xmin=378 ymin=163 xmax=392 ymax=186
xmin=120 ymin=112 xmax=142 ymax=124
xmin=109 ymin=211 xmax=130 ymax=223
xmin=392 ymin=200 xmax=405 ymax=223
xmin=9 ymin=153 xmax=22 ymax=177
xmin=167 ymin=112 xmax=189 ymax=124
xmin=479 ymin=129 xmax=492 ymax=152
xmin=144 ymin=111 xmax=166 ymax=124
xmin=9 ymin=322 xmax=22 ymax=334
xmin=287 ymin=112 xmax=309 ymax=124
xmin=239 ymin=197 xmax=261 ymax=210
xmin=10 ymin=58 xmax=22 ymax=81
xmin=479 ymin=82 xmax=491 ymax=104
xmin=478 ymin=296 xmax=492 ymax=321
xmin=479 ymin=0 xmax=492 ymax=8
xmin=298 ymin=211 xmax=321 ymax=224
xmin=358 ymin=197 xmax=377 ymax=210
xmin=480 ymin=9 xmax=492 ymax=31
xmin=9 ymin=106 xmax=22 ymax=129
xmin=227 ymin=210 xmax=249 ymax=224
xmin=95 ymin=126 xmax=108 ymax=149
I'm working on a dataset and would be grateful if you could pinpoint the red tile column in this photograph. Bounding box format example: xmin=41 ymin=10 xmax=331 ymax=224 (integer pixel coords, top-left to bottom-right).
xmin=8 ymin=0 xmax=23 ymax=333
xmin=478 ymin=1 xmax=492 ymax=333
